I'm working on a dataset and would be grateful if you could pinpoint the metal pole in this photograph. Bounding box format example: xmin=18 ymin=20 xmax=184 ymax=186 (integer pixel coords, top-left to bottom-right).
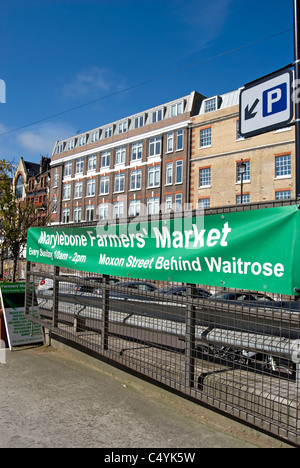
xmin=240 ymin=171 xmax=244 ymax=204
xmin=53 ymin=265 xmax=60 ymax=328
xmin=185 ymin=283 xmax=196 ymax=388
xmin=294 ymin=0 xmax=300 ymax=199
xmin=101 ymin=274 xmax=110 ymax=351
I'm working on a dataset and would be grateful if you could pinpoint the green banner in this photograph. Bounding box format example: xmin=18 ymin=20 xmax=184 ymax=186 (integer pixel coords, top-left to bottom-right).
xmin=0 ymin=283 xmax=43 ymax=350
xmin=27 ymin=205 xmax=300 ymax=295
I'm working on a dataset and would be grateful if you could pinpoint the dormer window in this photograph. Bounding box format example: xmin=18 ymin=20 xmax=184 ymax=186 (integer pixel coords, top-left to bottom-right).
xmin=67 ymin=139 xmax=75 ymax=150
xmin=171 ymin=101 xmax=183 ymax=117
xmin=152 ymin=108 xmax=163 ymax=123
xmin=78 ymin=135 xmax=86 ymax=147
xmin=118 ymin=121 xmax=128 ymax=134
xmin=134 ymin=115 xmax=145 ymax=129
xmin=203 ymin=96 xmax=222 ymax=113
xmin=56 ymin=142 xmax=64 ymax=154
xmin=91 ymin=130 xmax=100 ymax=142
xmin=104 ymin=126 xmax=113 ymax=138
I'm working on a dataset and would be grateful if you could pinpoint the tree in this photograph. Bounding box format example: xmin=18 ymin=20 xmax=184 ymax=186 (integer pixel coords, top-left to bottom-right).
xmin=0 ymin=159 xmax=50 ymax=282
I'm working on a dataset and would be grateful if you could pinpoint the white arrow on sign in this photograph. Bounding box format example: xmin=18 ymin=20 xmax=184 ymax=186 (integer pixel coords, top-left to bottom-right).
xmin=239 ymin=69 xmax=294 ymax=138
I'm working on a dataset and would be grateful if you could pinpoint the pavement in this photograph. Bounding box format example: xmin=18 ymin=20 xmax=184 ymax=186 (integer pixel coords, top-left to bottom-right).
xmin=0 ymin=342 xmax=293 ymax=449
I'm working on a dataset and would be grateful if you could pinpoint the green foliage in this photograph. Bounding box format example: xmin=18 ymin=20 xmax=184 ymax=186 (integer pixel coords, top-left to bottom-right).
xmin=0 ymin=159 xmax=50 ymax=281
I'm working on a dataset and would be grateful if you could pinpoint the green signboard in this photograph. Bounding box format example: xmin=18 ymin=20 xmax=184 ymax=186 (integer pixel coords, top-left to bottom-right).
xmin=27 ymin=205 xmax=300 ymax=296
xmin=0 ymin=283 xmax=43 ymax=350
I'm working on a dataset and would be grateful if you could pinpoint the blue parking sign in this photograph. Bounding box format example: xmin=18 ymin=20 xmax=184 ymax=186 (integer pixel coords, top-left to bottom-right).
xmin=263 ymin=83 xmax=288 ymax=117
xmin=239 ymin=69 xmax=293 ymax=138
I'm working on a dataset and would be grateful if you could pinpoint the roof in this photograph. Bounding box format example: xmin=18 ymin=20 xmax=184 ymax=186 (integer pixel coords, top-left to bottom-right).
xmin=23 ymin=161 xmax=40 ymax=177
xmin=198 ymin=89 xmax=241 ymax=115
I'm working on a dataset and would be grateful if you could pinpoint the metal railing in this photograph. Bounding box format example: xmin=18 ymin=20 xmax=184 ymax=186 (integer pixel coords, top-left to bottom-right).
xmin=25 ymin=199 xmax=300 ymax=446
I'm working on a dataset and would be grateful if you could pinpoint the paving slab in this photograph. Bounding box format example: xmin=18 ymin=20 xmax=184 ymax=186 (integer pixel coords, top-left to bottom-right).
xmin=0 ymin=344 xmax=292 ymax=449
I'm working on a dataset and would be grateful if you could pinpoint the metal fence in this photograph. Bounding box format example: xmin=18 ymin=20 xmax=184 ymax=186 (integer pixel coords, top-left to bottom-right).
xmin=25 ymin=199 xmax=300 ymax=446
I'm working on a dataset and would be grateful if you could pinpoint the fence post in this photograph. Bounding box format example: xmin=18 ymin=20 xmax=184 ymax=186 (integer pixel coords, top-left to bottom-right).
xmin=101 ymin=274 xmax=110 ymax=351
xmin=185 ymin=283 xmax=196 ymax=388
xmin=53 ymin=266 xmax=60 ymax=328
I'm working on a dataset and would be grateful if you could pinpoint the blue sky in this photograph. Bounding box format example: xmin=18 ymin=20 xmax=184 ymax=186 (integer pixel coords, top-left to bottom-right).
xmin=0 ymin=0 xmax=295 ymax=165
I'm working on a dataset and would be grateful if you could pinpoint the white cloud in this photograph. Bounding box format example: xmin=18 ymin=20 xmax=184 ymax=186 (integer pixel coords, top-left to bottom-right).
xmin=173 ymin=0 xmax=234 ymax=48
xmin=0 ymin=121 xmax=75 ymax=163
xmin=17 ymin=122 xmax=75 ymax=155
xmin=62 ymin=66 xmax=123 ymax=100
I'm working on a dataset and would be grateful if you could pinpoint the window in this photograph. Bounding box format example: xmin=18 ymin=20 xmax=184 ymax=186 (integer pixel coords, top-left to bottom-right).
xmin=166 ymin=162 xmax=173 ymax=185
xmin=129 ymin=199 xmax=141 ymax=217
xmin=74 ymin=181 xmax=83 ymax=199
xmin=68 ymin=139 xmax=75 ymax=150
xmin=204 ymin=97 xmax=217 ymax=113
xmin=167 ymin=133 xmax=174 ymax=152
xmin=236 ymin=161 xmax=250 ymax=183
xmin=86 ymin=179 xmax=95 ymax=197
xmin=56 ymin=143 xmax=64 ymax=154
xmin=152 ymin=109 xmax=162 ymax=123
xmin=276 ymin=190 xmax=291 ymax=200
xmin=118 ymin=121 xmax=127 ymax=134
xmin=63 ymin=183 xmax=71 ymax=200
xmin=78 ymin=135 xmax=86 ymax=147
xmin=115 ymin=146 xmax=126 ymax=165
xmin=64 ymin=162 xmax=72 ymax=177
xmin=114 ymin=201 xmax=124 ymax=219
xmin=91 ymin=130 xmax=99 ymax=142
xmin=165 ymin=195 xmax=172 ymax=211
xmin=131 ymin=142 xmax=142 ymax=161
xmin=100 ymin=176 xmax=109 ymax=195
xmin=198 ymin=198 xmax=210 ymax=209
xmin=86 ymin=205 xmax=94 ymax=222
xmin=175 ymin=193 xmax=182 ymax=211
xmin=275 ymin=154 xmax=291 ymax=177
xmin=149 ymin=137 xmax=161 ymax=157
xmin=177 ymin=130 xmax=183 ymax=150
xmin=237 ymin=194 xmax=250 ymax=204
xmin=62 ymin=208 xmax=70 ymax=223
xmin=88 ymin=155 xmax=97 ymax=172
xmin=200 ymin=128 xmax=211 ymax=147
xmin=99 ymin=203 xmax=109 ymax=220
xmin=148 ymin=165 xmax=160 ymax=188
xmin=134 ymin=115 xmax=144 ymax=128
xmin=104 ymin=127 xmax=112 ymax=138
xmin=199 ymin=167 xmax=211 ymax=187
xmin=147 ymin=197 xmax=160 ymax=215
xmin=15 ymin=174 xmax=24 ymax=199
xmin=171 ymin=102 xmax=183 ymax=116
xmin=53 ymin=171 xmax=59 ymax=188
xmin=53 ymin=196 xmax=57 ymax=213
xmin=114 ymin=173 xmax=125 ymax=193
xmin=176 ymin=160 xmax=183 ymax=184
xmin=101 ymin=151 xmax=110 ymax=168
xmin=73 ymin=206 xmax=82 ymax=223
xmin=76 ymin=157 xmax=84 ymax=174
xmin=236 ymin=120 xmax=243 ymax=140
xmin=130 ymin=169 xmax=141 ymax=190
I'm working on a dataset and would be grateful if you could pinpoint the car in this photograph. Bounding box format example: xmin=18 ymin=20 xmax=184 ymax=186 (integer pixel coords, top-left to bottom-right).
xmin=37 ymin=273 xmax=81 ymax=295
xmin=93 ymin=281 xmax=157 ymax=300
xmin=213 ymin=291 xmax=274 ymax=303
xmin=116 ymin=281 xmax=158 ymax=292
xmin=74 ymin=276 xmax=119 ymax=293
xmin=210 ymin=291 xmax=284 ymax=309
xmin=158 ymin=286 xmax=211 ymax=299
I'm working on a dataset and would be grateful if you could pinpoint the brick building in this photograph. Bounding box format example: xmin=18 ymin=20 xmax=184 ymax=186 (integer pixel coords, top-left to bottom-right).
xmin=190 ymin=90 xmax=295 ymax=209
xmin=50 ymin=92 xmax=204 ymax=224
xmin=26 ymin=156 xmax=51 ymax=221
xmin=12 ymin=156 xmax=51 ymax=217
